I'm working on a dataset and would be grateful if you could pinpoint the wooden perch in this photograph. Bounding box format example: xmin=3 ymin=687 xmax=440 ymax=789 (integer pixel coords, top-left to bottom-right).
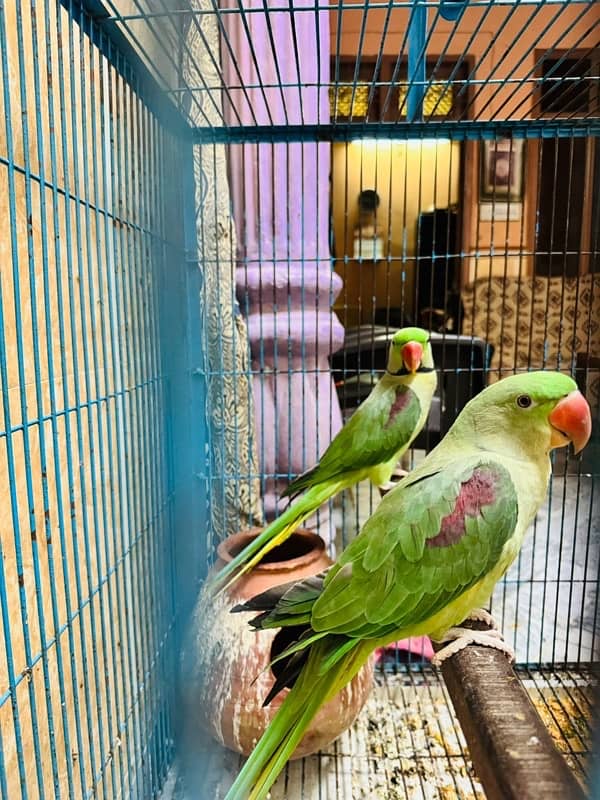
xmin=436 ymin=633 xmax=586 ymax=800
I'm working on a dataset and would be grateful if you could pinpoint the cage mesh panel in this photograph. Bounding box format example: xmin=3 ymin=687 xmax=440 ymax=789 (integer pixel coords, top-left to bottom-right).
xmin=0 ymin=1 xmax=191 ymax=797
xmin=0 ymin=0 xmax=599 ymax=798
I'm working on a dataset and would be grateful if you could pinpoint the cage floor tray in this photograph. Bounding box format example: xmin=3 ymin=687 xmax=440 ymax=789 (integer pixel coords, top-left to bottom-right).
xmin=166 ymin=665 xmax=594 ymax=799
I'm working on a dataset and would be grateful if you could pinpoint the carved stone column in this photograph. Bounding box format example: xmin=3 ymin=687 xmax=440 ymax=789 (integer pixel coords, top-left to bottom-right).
xmin=221 ymin=0 xmax=344 ymax=539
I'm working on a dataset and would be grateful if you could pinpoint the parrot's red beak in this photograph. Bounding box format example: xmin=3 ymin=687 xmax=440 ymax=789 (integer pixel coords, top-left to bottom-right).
xmin=548 ymin=390 xmax=592 ymax=454
xmin=401 ymin=341 xmax=423 ymax=374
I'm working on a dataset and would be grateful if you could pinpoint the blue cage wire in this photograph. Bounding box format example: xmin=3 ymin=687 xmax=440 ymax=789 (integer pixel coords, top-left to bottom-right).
xmin=0 ymin=0 xmax=599 ymax=797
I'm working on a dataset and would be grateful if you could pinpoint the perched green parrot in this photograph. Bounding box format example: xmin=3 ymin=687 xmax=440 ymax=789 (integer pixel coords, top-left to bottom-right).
xmin=224 ymin=371 xmax=591 ymax=800
xmin=209 ymin=327 xmax=437 ymax=593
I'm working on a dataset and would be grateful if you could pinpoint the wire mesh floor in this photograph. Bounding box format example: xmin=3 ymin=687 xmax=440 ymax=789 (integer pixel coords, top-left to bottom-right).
xmin=517 ymin=664 xmax=597 ymax=786
xmin=164 ymin=664 xmax=595 ymax=799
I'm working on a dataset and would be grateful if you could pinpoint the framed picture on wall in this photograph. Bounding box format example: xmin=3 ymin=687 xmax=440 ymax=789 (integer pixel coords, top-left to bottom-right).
xmin=480 ymin=138 xmax=525 ymax=202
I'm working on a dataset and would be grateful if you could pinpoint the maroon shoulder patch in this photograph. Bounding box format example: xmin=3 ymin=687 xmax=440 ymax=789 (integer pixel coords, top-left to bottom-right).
xmin=385 ymin=385 xmax=412 ymax=429
xmin=427 ymin=468 xmax=497 ymax=548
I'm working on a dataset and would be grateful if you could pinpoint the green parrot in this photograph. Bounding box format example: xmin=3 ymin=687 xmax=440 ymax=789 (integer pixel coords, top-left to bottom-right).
xmin=223 ymin=371 xmax=591 ymax=800
xmin=209 ymin=326 xmax=437 ymax=593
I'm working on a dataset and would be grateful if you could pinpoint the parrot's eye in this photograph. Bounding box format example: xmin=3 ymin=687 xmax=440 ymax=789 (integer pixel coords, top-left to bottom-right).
xmin=516 ymin=394 xmax=532 ymax=409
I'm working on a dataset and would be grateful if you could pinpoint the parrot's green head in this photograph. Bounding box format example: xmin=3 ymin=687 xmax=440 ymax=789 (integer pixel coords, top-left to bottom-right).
xmin=387 ymin=327 xmax=435 ymax=376
xmin=456 ymin=371 xmax=592 ymax=457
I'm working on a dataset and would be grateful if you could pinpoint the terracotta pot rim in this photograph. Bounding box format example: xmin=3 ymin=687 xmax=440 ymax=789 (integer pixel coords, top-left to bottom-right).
xmin=216 ymin=527 xmax=327 ymax=573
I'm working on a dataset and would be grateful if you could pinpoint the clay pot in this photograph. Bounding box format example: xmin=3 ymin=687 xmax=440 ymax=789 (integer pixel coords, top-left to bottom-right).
xmin=181 ymin=527 xmax=374 ymax=758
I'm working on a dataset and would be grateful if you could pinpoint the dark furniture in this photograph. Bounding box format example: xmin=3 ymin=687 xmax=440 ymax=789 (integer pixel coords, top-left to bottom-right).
xmin=415 ymin=208 xmax=462 ymax=333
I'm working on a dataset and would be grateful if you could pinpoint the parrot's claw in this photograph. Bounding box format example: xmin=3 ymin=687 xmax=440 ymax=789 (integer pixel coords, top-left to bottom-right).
xmin=378 ymin=469 xmax=409 ymax=496
xmin=431 ymin=626 xmax=515 ymax=667
xmin=466 ymin=608 xmax=499 ymax=629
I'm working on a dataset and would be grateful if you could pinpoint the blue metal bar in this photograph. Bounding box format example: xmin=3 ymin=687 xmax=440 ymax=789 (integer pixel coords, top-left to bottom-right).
xmin=0 ymin=285 xmax=30 ymax=800
xmin=145 ymin=115 xmax=173 ymax=792
xmin=85 ymin=0 xmax=600 ymax=19
xmin=58 ymin=0 xmax=193 ymax=137
xmin=159 ymin=0 xmax=246 ymax=128
xmin=14 ymin=0 xmax=70 ymax=792
xmin=208 ymin=0 xmax=259 ymax=127
xmin=77 ymin=15 xmax=120 ymax=798
xmin=0 ymin=154 xmax=178 ymax=241
xmin=0 ymin=724 xmax=8 ymax=800
xmin=99 ymin=0 xmax=221 ymax=128
xmin=364 ymin=0 xmax=395 ymax=119
xmin=187 ymin=143 xmax=214 ymax=566
xmin=107 ymin=52 xmax=144 ymax=798
xmin=400 ymin=0 xmax=448 ymax=123
xmin=331 ymin=0 xmax=344 ymax=125
xmin=1 ymin=1 xmax=57 ymax=794
xmin=145 ymin=94 xmax=175 ymax=786
xmin=0 ymin=500 xmax=171 ymax=709
xmin=0 ymin=379 xmax=165 ymax=438
xmin=157 ymin=124 xmax=180 ymax=776
xmin=261 ymin=0 xmax=291 ymax=125
xmin=473 ymin=1 xmax=587 ymax=122
xmin=314 ymin=0 xmax=323 ymax=126
xmin=120 ymin=70 xmax=156 ymax=798
xmin=347 ymin=0 xmax=371 ymax=123
xmin=406 ymin=0 xmax=428 ymax=122
xmin=41 ymin=2 xmax=93 ymax=795
xmin=512 ymin=34 xmax=598 ymax=124
xmin=193 ymin=119 xmax=600 ymax=144
xmin=25 ymin=0 xmax=91 ymax=794
xmin=131 ymin=86 xmax=159 ymax=795
xmin=168 ymin=74 xmax=597 ymax=96
xmin=2 ymin=0 xmax=198 ymax=794
xmin=97 ymin=35 xmax=138 ymax=797
xmin=423 ymin=0 xmax=492 ymax=118
xmin=119 ymin=61 xmax=148 ymax=800
xmin=144 ymin=100 xmax=172 ymax=792
xmin=67 ymin=7 xmax=116 ymax=795
xmin=231 ymin=0 xmax=276 ymax=126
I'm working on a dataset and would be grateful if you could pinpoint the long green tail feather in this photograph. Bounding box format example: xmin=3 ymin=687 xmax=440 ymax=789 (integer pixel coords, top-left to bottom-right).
xmin=224 ymin=641 xmax=367 ymax=800
xmin=207 ymin=481 xmax=345 ymax=595
xmin=247 ymin=692 xmax=326 ymax=800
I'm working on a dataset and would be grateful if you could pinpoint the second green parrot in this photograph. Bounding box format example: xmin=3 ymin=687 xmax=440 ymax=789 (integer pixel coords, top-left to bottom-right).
xmin=209 ymin=326 xmax=437 ymax=593
xmin=224 ymin=370 xmax=591 ymax=800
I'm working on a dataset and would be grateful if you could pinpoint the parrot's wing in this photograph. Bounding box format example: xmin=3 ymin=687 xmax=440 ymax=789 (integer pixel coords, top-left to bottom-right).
xmin=283 ymin=383 xmax=422 ymax=496
xmin=311 ymin=459 xmax=518 ymax=637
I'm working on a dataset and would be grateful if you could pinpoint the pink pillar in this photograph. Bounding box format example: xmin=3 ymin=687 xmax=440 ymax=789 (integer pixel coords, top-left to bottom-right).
xmin=221 ymin=0 xmax=344 ymax=538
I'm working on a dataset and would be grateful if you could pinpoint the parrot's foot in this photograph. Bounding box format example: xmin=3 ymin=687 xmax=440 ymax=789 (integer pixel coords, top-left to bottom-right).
xmin=378 ymin=468 xmax=409 ymax=495
xmin=465 ymin=608 xmax=498 ymax=629
xmin=431 ymin=626 xmax=515 ymax=667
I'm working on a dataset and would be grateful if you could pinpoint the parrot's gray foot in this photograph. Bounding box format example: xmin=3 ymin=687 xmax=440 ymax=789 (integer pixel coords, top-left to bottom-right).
xmin=431 ymin=626 xmax=515 ymax=667
xmin=465 ymin=608 xmax=498 ymax=629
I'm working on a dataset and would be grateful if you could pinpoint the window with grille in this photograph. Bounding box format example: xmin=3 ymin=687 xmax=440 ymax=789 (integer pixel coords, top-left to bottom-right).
xmin=329 ymin=59 xmax=466 ymax=122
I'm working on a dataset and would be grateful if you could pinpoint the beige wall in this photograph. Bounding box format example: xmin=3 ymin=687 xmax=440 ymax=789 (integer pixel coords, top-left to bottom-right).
xmin=332 ymin=139 xmax=461 ymax=326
